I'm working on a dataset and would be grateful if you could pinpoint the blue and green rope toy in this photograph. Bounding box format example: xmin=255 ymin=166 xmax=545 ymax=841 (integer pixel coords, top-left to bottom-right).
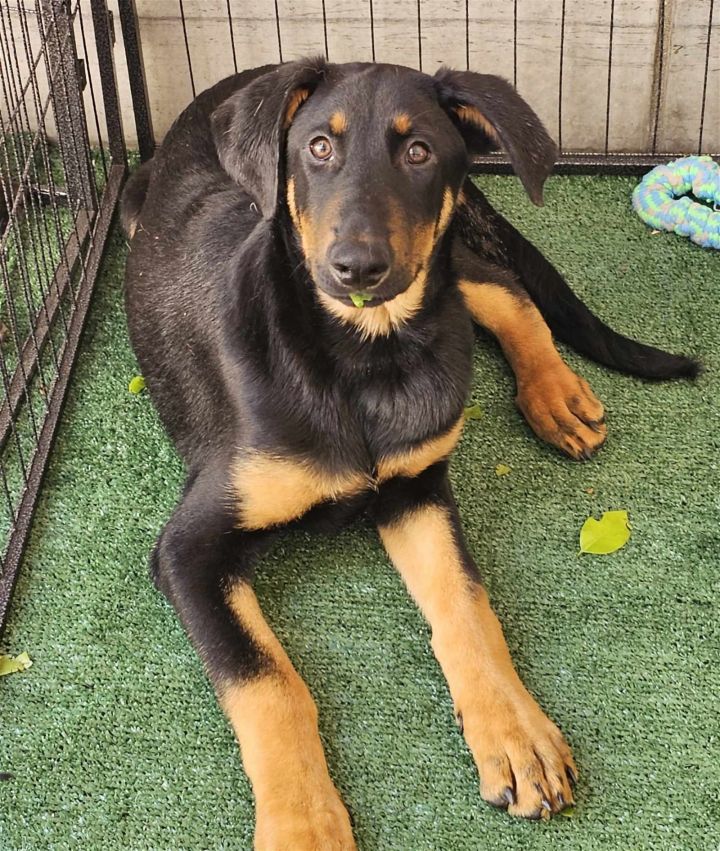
xmin=632 ymin=155 xmax=720 ymax=249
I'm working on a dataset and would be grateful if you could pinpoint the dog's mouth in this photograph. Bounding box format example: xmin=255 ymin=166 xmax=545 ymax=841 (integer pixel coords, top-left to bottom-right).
xmin=343 ymin=291 xmax=390 ymax=308
xmin=314 ymin=265 xmax=423 ymax=310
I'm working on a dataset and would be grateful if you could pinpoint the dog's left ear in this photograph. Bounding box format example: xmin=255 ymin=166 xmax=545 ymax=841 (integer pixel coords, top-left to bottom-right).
xmin=211 ymin=58 xmax=327 ymax=218
xmin=434 ymin=68 xmax=557 ymax=206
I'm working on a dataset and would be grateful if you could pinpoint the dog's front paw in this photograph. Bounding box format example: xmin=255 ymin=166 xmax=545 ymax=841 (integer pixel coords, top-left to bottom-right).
xmin=459 ymin=687 xmax=577 ymax=819
xmin=516 ymin=363 xmax=606 ymax=460
xmin=255 ymin=786 xmax=356 ymax=851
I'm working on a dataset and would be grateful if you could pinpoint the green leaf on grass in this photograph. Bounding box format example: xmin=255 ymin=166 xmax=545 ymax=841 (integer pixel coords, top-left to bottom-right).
xmin=349 ymin=292 xmax=373 ymax=308
xmin=495 ymin=463 xmax=511 ymax=477
xmin=579 ymin=510 xmax=630 ymax=555
xmin=128 ymin=375 xmax=146 ymax=394
xmin=463 ymin=404 xmax=483 ymax=420
xmin=0 ymin=652 xmax=32 ymax=677
xmin=559 ymin=806 xmax=576 ymax=818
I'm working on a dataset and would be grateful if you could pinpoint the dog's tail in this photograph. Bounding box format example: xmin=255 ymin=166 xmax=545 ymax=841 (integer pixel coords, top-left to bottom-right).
xmin=459 ymin=181 xmax=700 ymax=381
xmin=120 ymin=160 xmax=154 ymax=239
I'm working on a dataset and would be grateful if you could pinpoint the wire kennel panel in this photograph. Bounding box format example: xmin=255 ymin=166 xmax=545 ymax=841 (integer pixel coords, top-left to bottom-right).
xmin=122 ymin=0 xmax=718 ymax=170
xmin=0 ymin=0 xmax=127 ymax=632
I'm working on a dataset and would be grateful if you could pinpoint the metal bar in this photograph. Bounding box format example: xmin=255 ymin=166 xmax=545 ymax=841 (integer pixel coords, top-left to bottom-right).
xmin=89 ymin=0 xmax=126 ymax=165
xmin=0 ymin=212 xmax=90 ymax=455
xmin=225 ymin=0 xmax=238 ymax=74
xmin=118 ymin=0 xmax=155 ymax=161
xmin=178 ymin=0 xmax=196 ymax=98
xmin=470 ymin=152 xmax=720 ymax=176
xmin=0 ymin=163 xmax=124 ymax=636
xmin=39 ymin=0 xmax=96 ymax=211
xmin=416 ymin=0 xmax=422 ymax=71
xmin=274 ymin=0 xmax=283 ymax=63
xmin=558 ymin=0 xmax=566 ymax=151
xmin=651 ymin=0 xmax=666 ymax=154
xmin=465 ymin=0 xmax=469 ymax=71
xmin=513 ymin=0 xmax=518 ymax=88
xmin=604 ymin=0 xmax=616 ymax=154
xmin=321 ymin=0 xmax=329 ymax=60
xmin=697 ymin=0 xmax=715 ymax=154
xmin=77 ymin=0 xmax=109 ymax=181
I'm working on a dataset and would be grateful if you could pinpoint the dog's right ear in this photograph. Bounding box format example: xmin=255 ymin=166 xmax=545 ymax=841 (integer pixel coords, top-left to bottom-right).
xmin=211 ymin=58 xmax=327 ymax=219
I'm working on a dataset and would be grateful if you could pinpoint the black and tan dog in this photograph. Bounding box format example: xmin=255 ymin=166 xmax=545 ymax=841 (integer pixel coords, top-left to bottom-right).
xmin=121 ymin=59 xmax=697 ymax=848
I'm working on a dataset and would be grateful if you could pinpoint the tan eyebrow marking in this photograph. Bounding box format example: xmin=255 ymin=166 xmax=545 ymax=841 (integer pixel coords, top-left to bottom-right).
xmin=392 ymin=113 xmax=413 ymax=135
xmin=329 ymin=111 xmax=348 ymax=135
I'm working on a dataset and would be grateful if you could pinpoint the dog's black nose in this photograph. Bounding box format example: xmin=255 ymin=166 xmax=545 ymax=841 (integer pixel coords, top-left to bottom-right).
xmin=327 ymin=240 xmax=391 ymax=288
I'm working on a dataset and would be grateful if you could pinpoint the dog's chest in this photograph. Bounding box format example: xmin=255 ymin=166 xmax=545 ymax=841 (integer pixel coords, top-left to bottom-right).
xmin=232 ymin=340 xmax=470 ymax=531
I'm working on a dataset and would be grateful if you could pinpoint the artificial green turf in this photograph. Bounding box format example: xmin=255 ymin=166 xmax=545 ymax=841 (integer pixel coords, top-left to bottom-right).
xmin=1 ymin=175 xmax=718 ymax=850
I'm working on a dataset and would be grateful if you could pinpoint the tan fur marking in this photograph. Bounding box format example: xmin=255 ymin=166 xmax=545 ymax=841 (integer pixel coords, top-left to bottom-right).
xmin=222 ymin=583 xmax=355 ymax=848
xmin=459 ymin=280 xmax=606 ymax=459
xmin=379 ymin=505 xmax=577 ymax=818
xmin=377 ymin=417 xmax=463 ymax=481
xmin=288 ymin=179 xmax=343 ymax=275
xmin=435 ymin=187 xmax=456 ymax=239
xmin=232 ymin=452 xmax=372 ymax=530
xmin=459 ymin=280 xmax=553 ymax=377
xmin=286 ymin=177 xmax=301 ymax=231
xmin=284 ymin=88 xmax=310 ymax=129
xmin=392 ymin=113 xmax=413 ymax=135
xmin=379 ymin=504 xmax=523 ymax=704
xmin=454 ymin=104 xmax=500 ymax=143
xmin=329 ymin=111 xmax=348 ymax=135
xmin=317 ymin=269 xmax=427 ymax=339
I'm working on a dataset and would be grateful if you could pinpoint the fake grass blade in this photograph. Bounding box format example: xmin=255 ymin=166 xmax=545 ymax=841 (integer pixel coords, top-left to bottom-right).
xmin=349 ymin=292 xmax=373 ymax=308
xmin=0 ymin=651 xmax=32 ymax=677
xmin=128 ymin=375 xmax=146 ymax=394
xmin=579 ymin=510 xmax=631 ymax=555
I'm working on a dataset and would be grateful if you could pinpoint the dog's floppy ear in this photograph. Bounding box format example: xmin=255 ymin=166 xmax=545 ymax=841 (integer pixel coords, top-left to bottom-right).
xmin=433 ymin=68 xmax=557 ymax=206
xmin=211 ymin=58 xmax=327 ymax=218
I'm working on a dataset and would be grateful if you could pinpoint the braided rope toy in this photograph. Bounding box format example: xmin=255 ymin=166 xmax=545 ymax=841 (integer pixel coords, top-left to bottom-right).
xmin=632 ymin=155 xmax=720 ymax=249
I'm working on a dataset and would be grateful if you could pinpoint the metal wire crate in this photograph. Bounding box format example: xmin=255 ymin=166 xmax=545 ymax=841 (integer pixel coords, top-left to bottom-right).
xmin=0 ymin=0 xmax=129 ymax=631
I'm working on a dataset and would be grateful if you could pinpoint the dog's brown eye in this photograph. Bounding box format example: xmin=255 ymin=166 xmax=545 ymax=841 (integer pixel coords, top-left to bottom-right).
xmin=407 ymin=142 xmax=430 ymax=164
xmin=310 ymin=137 xmax=333 ymax=160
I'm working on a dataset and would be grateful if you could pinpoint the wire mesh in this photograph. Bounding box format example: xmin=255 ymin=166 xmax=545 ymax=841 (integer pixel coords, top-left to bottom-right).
xmin=0 ymin=0 xmax=126 ymax=632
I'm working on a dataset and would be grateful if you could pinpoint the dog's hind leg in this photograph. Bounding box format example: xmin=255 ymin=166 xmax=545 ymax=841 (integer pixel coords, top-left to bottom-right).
xmin=372 ymin=463 xmax=577 ymax=819
xmin=456 ymin=179 xmax=698 ymax=379
xmin=453 ymin=241 xmax=607 ymax=460
xmin=153 ymin=464 xmax=355 ymax=850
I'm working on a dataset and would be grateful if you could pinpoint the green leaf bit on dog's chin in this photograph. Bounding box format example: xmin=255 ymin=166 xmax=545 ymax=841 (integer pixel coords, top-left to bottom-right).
xmin=128 ymin=375 xmax=146 ymax=394
xmin=0 ymin=652 xmax=32 ymax=677
xmin=349 ymin=292 xmax=373 ymax=308
xmin=463 ymin=404 xmax=483 ymax=420
xmin=579 ymin=510 xmax=631 ymax=555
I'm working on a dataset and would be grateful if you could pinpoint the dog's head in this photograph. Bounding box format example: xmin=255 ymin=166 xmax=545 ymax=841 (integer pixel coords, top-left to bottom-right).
xmin=212 ymin=61 xmax=556 ymax=326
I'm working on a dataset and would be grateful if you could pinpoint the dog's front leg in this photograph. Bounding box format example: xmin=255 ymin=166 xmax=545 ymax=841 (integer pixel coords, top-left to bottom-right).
xmin=154 ymin=465 xmax=355 ymax=850
xmin=373 ymin=465 xmax=576 ymax=819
